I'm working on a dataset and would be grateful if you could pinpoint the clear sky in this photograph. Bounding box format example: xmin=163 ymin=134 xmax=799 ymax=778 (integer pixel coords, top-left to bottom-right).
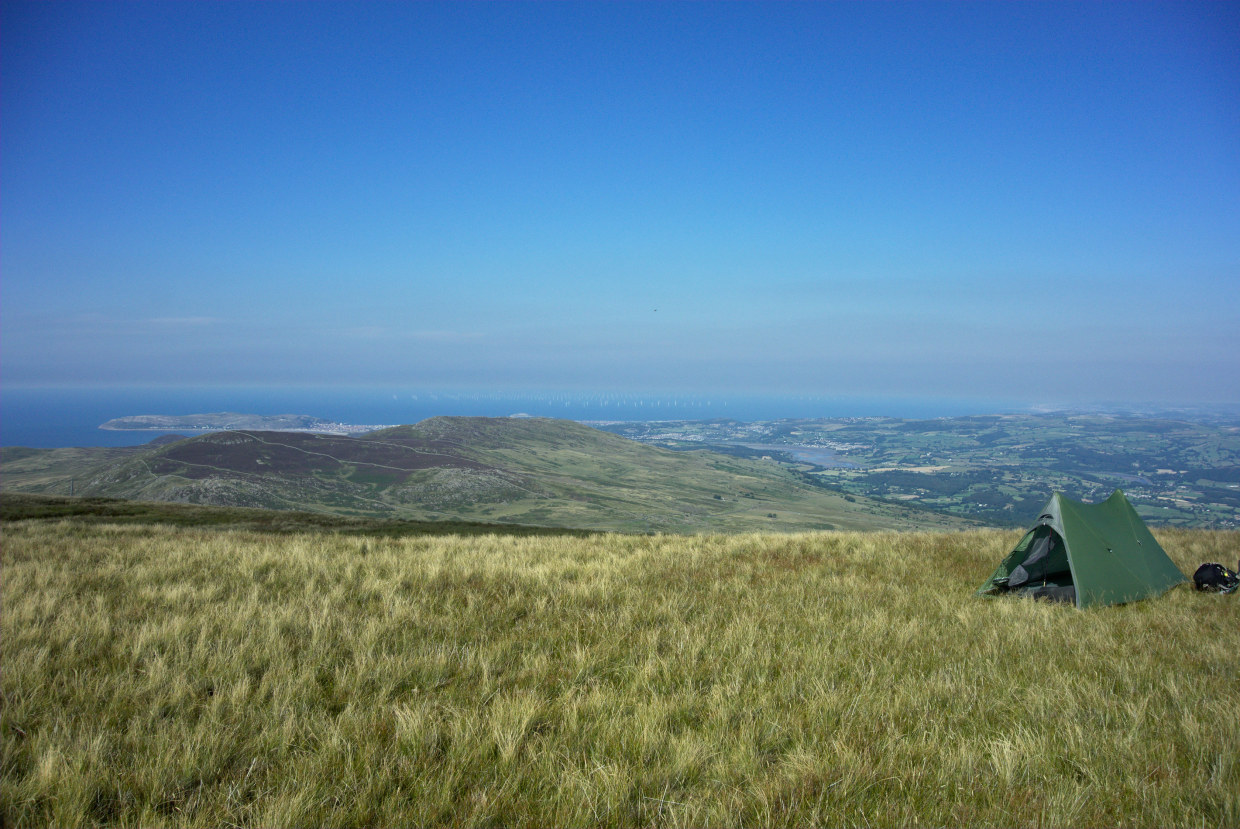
xmin=3 ymin=1 xmax=1238 ymax=405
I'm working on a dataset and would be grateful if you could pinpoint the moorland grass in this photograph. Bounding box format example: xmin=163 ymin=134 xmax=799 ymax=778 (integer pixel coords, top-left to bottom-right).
xmin=0 ymin=493 xmax=592 ymax=538
xmin=2 ymin=512 xmax=1237 ymax=827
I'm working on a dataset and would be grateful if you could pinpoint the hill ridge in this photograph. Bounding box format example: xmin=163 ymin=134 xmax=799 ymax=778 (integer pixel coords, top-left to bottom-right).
xmin=1 ymin=417 xmax=977 ymax=533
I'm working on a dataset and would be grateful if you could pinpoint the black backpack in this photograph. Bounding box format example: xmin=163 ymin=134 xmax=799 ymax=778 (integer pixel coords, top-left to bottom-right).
xmin=1193 ymin=562 xmax=1239 ymax=594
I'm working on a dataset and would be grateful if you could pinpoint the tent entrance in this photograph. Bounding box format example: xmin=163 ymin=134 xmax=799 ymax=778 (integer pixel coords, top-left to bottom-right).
xmin=984 ymin=526 xmax=1077 ymax=604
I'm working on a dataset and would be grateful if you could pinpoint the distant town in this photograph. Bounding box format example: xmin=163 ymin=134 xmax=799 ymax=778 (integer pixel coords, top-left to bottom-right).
xmin=595 ymin=413 xmax=1240 ymax=529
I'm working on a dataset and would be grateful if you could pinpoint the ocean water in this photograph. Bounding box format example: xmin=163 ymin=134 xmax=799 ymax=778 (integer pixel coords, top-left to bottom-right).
xmin=0 ymin=386 xmax=1026 ymax=448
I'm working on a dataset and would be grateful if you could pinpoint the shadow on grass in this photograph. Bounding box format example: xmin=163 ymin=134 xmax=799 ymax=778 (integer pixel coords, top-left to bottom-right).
xmin=0 ymin=493 xmax=597 ymax=538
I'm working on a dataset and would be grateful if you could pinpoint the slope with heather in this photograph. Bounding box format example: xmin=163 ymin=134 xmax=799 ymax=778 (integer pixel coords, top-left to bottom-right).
xmin=1 ymin=417 xmax=973 ymax=533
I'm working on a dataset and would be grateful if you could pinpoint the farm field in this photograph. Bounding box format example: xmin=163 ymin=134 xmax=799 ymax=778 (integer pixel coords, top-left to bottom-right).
xmin=599 ymin=413 xmax=1240 ymax=528
xmin=3 ymin=496 xmax=1238 ymax=827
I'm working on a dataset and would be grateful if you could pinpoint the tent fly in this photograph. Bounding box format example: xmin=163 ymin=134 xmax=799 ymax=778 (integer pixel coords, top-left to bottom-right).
xmin=977 ymin=490 xmax=1186 ymax=609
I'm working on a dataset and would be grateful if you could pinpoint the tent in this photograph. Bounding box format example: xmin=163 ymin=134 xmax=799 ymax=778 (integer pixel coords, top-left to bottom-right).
xmin=977 ymin=489 xmax=1186 ymax=608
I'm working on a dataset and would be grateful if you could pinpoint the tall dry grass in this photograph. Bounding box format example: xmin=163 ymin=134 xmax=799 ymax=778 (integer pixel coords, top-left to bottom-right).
xmin=2 ymin=519 xmax=1237 ymax=826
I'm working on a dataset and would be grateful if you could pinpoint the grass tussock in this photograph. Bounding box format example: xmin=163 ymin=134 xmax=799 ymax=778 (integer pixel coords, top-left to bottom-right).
xmin=2 ymin=516 xmax=1238 ymax=827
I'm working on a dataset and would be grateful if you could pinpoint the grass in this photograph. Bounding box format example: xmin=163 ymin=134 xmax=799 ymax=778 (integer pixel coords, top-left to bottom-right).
xmin=0 ymin=493 xmax=591 ymax=538
xmin=2 ymin=500 xmax=1238 ymax=827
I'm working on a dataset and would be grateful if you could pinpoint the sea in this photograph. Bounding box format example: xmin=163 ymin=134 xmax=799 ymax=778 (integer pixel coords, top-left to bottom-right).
xmin=1 ymin=386 xmax=1029 ymax=449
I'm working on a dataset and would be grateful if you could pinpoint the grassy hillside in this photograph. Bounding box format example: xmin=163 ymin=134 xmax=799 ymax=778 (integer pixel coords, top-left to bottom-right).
xmin=3 ymin=502 xmax=1237 ymax=826
xmin=1 ymin=417 xmax=975 ymax=533
xmin=0 ymin=493 xmax=591 ymax=538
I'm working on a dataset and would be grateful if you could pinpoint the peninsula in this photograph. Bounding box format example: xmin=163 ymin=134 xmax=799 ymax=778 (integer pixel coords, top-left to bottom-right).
xmin=99 ymin=412 xmax=393 ymax=436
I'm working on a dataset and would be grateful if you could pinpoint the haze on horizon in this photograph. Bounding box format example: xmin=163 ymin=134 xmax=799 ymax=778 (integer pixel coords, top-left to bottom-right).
xmin=2 ymin=1 xmax=1237 ymax=407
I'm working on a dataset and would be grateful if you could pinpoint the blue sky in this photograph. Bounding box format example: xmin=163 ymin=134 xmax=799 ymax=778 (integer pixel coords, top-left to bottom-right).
xmin=3 ymin=1 xmax=1238 ymax=404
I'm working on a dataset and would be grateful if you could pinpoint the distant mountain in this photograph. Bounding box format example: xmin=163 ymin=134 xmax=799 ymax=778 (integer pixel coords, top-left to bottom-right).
xmin=1 ymin=417 xmax=977 ymax=533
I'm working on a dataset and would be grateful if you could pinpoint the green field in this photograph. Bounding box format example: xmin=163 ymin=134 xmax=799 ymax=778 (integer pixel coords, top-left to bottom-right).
xmin=3 ymin=495 xmax=1238 ymax=827
xmin=599 ymin=413 xmax=1240 ymax=528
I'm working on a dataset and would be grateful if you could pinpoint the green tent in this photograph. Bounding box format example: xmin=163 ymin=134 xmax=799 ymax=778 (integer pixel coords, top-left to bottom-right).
xmin=977 ymin=489 xmax=1186 ymax=608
